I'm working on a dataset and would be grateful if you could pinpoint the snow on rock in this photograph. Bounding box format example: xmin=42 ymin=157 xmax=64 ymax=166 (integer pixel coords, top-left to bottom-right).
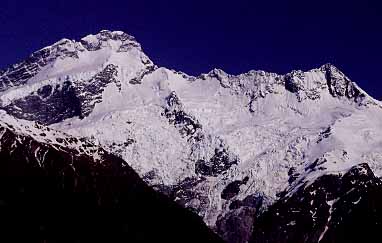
xmin=0 ymin=110 xmax=108 ymax=163
xmin=251 ymin=163 xmax=382 ymax=243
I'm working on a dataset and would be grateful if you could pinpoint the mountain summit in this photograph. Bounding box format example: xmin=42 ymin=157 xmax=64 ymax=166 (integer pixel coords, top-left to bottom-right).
xmin=0 ymin=30 xmax=381 ymax=243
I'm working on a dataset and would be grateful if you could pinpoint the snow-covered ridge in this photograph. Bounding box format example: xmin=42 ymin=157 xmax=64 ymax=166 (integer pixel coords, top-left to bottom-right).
xmin=0 ymin=29 xmax=379 ymax=114
xmin=39 ymin=30 xmax=142 ymax=56
xmin=80 ymin=29 xmax=142 ymax=51
xmin=0 ymin=110 xmax=106 ymax=161
xmin=0 ymin=30 xmax=153 ymax=94
xmin=201 ymin=63 xmax=379 ymax=108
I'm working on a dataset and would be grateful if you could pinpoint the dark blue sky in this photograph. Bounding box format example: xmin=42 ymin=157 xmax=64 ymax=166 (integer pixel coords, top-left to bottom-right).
xmin=0 ymin=0 xmax=381 ymax=99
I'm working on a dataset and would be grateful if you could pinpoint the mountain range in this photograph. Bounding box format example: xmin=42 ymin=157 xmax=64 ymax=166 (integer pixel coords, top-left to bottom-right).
xmin=0 ymin=30 xmax=381 ymax=243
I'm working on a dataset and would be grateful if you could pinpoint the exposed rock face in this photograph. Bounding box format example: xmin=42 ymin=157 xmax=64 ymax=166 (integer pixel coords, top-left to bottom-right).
xmin=2 ymin=80 xmax=82 ymax=124
xmin=217 ymin=192 xmax=263 ymax=243
xmin=221 ymin=177 xmax=249 ymax=200
xmin=0 ymin=113 xmax=223 ymax=243
xmin=1 ymin=64 xmax=121 ymax=124
xmin=163 ymin=91 xmax=203 ymax=137
xmin=77 ymin=64 xmax=121 ymax=117
xmin=250 ymin=163 xmax=382 ymax=243
xmin=217 ymin=207 xmax=257 ymax=243
xmin=322 ymin=64 xmax=365 ymax=101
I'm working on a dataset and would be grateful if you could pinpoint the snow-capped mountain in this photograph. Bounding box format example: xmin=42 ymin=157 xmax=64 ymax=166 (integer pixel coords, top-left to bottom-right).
xmin=1 ymin=30 xmax=381 ymax=243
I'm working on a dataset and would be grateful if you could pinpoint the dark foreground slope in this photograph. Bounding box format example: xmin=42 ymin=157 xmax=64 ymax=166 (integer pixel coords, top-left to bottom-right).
xmin=250 ymin=163 xmax=382 ymax=243
xmin=0 ymin=123 xmax=223 ymax=242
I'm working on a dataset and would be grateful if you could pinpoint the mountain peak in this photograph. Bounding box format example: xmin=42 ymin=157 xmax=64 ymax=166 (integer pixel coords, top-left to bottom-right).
xmin=37 ymin=30 xmax=141 ymax=54
xmin=31 ymin=30 xmax=142 ymax=63
xmin=319 ymin=63 xmax=367 ymax=101
xmin=0 ymin=29 xmax=149 ymax=92
xmin=80 ymin=29 xmax=141 ymax=51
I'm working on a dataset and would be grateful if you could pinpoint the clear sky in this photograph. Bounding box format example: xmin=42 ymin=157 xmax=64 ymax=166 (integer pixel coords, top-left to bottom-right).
xmin=0 ymin=0 xmax=381 ymax=99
